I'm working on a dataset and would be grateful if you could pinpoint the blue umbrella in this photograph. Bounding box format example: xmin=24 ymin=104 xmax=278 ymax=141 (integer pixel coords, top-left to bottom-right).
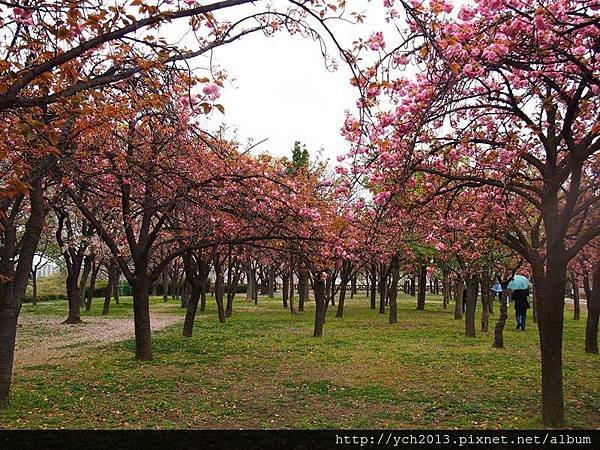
xmin=507 ymin=274 xmax=531 ymax=290
xmin=491 ymin=283 xmax=502 ymax=293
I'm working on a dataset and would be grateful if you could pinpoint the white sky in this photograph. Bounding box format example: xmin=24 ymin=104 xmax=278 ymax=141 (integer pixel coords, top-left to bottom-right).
xmin=196 ymin=0 xmax=390 ymax=163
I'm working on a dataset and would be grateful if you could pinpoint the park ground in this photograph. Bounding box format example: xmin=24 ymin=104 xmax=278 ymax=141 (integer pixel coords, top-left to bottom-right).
xmin=1 ymin=293 xmax=598 ymax=429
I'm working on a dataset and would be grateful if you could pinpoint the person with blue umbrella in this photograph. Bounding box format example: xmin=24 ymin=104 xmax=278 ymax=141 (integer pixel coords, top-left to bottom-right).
xmin=508 ymin=275 xmax=532 ymax=330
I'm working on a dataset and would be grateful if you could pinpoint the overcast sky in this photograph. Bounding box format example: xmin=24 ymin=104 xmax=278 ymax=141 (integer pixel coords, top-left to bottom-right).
xmin=196 ymin=0 xmax=389 ymax=164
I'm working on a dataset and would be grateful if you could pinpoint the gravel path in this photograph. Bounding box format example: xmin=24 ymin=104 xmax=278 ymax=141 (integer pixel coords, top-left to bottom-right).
xmin=14 ymin=313 xmax=181 ymax=369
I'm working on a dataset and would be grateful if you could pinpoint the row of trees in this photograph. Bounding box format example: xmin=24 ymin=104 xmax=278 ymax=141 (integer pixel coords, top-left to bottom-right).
xmin=0 ymin=0 xmax=354 ymax=408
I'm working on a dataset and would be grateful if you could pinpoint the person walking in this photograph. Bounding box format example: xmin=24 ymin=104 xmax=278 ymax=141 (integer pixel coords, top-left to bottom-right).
xmin=512 ymin=288 xmax=530 ymax=331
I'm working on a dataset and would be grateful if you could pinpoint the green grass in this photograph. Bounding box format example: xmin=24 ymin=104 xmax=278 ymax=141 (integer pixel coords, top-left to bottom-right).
xmin=3 ymin=293 xmax=599 ymax=429
xmin=20 ymin=295 xmax=182 ymax=318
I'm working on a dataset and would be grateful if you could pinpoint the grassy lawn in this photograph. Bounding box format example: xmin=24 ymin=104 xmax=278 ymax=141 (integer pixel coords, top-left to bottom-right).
xmin=2 ymin=293 xmax=598 ymax=429
xmin=19 ymin=295 xmax=179 ymax=319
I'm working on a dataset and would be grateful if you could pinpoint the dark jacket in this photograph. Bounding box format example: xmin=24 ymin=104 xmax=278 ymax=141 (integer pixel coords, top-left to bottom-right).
xmin=512 ymin=288 xmax=530 ymax=310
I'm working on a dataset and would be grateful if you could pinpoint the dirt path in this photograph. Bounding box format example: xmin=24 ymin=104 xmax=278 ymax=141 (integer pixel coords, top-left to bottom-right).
xmin=14 ymin=313 xmax=182 ymax=369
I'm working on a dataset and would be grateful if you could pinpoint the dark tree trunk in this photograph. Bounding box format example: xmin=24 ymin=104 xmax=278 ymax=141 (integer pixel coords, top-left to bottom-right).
xmin=465 ymin=274 xmax=479 ymax=337
xmin=181 ymin=277 xmax=190 ymax=309
xmin=493 ymin=288 xmax=509 ymax=348
xmin=282 ymin=273 xmax=289 ymax=308
xmin=162 ymin=270 xmax=169 ymax=302
xmin=335 ymin=281 xmax=347 ymax=318
xmin=102 ymin=261 xmax=117 ymax=316
xmin=78 ymin=254 xmax=92 ymax=313
xmin=584 ymin=264 xmax=599 ymax=354
xmin=85 ymin=261 xmax=100 ymax=312
xmin=409 ymin=275 xmax=416 ymax=296
xmin=258 ymin=267 xmax=268 ymax=295
xmin=325 ymin=275 xmax=333 ymax=306
xmin=0 ymin=307 xmax=19 ymax=408
xmin=183 ymin=286 xmax=201 ymax=338
xmin=350 ymin=275 xmax=357 ymax=298
xmin=245 ymin=263 xmax=254 ymax=302
xmin=336 ymin=264 xmax=350 ymax=318
xmin=267 ymin=267 xmax=275 ymax=298
xmin=225 ymin=268 xmax=241 ymax=318
xmin=379 ymin=264 xmax=387 ymax=315
xmin=31 ymin=271 xmax=38 ymax=305
xmin=535 ymin=271 xmax=566 ymax=427
xmin=113 ymin=271 xmax=120 ymax=304
xmin=289 ymin=272 xmax=297 ymax=315
xmin=214 ymin=255 xmax=226 ymax=324
xmin=442 ymin=271 xmax=450 ymax=309
xmin=416 ymin=265 xmax=426 ymax=310
xmin=63 ymin=267 xmax=82 ymax=324
xmin=570 ymin=273 xmax=580 ymax=321
xmin=131 ymin=271 xmax=152 ymax=361
xmin=480 ymin=272 xmax=492 ymax=332
xmin=370 ymin=263 xmax=377 ymax=309
xmin=388 ymin=255 xmax=400 ymax=324
xmin=312 ymin=275 xmax=326 ymax=337
xmin=299 ymin=270 xmax=308 ymax=312
xmin=200 ymin=281 xmax=207 ymax=312
xmin=102 ymin=281 xmax=112 ymax=316
xmin=454 ymin=278 xmax=464 ymax=320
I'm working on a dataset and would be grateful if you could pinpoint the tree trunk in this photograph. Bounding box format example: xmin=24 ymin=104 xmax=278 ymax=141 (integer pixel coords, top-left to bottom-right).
xmin=113 ymin=272 xmax=120 ymax=304
xmin=181 ymin=277 xmax=190 ymax=309
xmin=370 ymin=263 xmax=377 ymax=309
xmin=493 ymin=288 xmax=509 ymax=349
xmin=533 ymin=255 xmax=566 ymax=427
xmin=454 ymin=278 xmax=464 ymax=320
xmin=350 ymin=275 xmax=357 ymax=298
xmin=102 ymin=279 xmax=112 ymax=315
xmin=183 ymin=286 xmax=201 ymax=338
xmin=78 ymin=254 xmax=92 ymax=313
xmin=0 ymin=307 xmax=19 ymax=407
xmin=416 ymin=265 xmax=426 ymax=310
xmin=336 ymin=267 xmax=349 ymax=318
xmin=63 ymin=267 xmax=82 ymax=324
xmin=225 ymin=268 xmax=241 ymax=318
xmin=409 ymin=274 xmax=416 ymax=297
xmin=312 ymin=275 xmax=326 ymax=337
xmin=31 ymin=271 xmax=38 ymax=305
xmin=465 ymin=274 xmax=479 ymax=337
xmin=379 ymin=264 xmax=387 ymax=315
xmin=214 ymin=257 xmax=226 ymax=324
xmin=584 ymin=264 xmax=599 ymax=354
xmin=200 ymin=280 xmax=207 ymax=312
xmin=325 ymin=275 xmax=333 ymax=306
xmin=267 ymin=267 xmax=275 ymax=298
xmin=102 ymin=262 xmax=117 ymax=315
xmin=131 ymin=271 xmax=152 ymax=361
xmin=299 ymin=270 xmax=308 ymax=312
xmin=245 ymin=264 xmax=253 ymax=302
xmin=480 ymin=272 xmax=492 ymax=332
xmin=570 ymin=273 xmax=580 ymax=321
xmin=162 ymin=270 xmax=169 ymax=302
xmin=388 ymin=255 xmax=400 ymax=324
xmin=85 ymin=262 xmax=100 ymax=312
xmin=289 ymin=272 xmax=297 ymax=315
xmin=442 ymin=271 xmax=450 ymax=309
xmin=282 ymin=273 xmax=289 ymax=308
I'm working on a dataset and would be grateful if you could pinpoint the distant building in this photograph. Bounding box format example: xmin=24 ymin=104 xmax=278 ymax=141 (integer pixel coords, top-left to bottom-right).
xmin=32 ymin=255 xmax=59 ymax=278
